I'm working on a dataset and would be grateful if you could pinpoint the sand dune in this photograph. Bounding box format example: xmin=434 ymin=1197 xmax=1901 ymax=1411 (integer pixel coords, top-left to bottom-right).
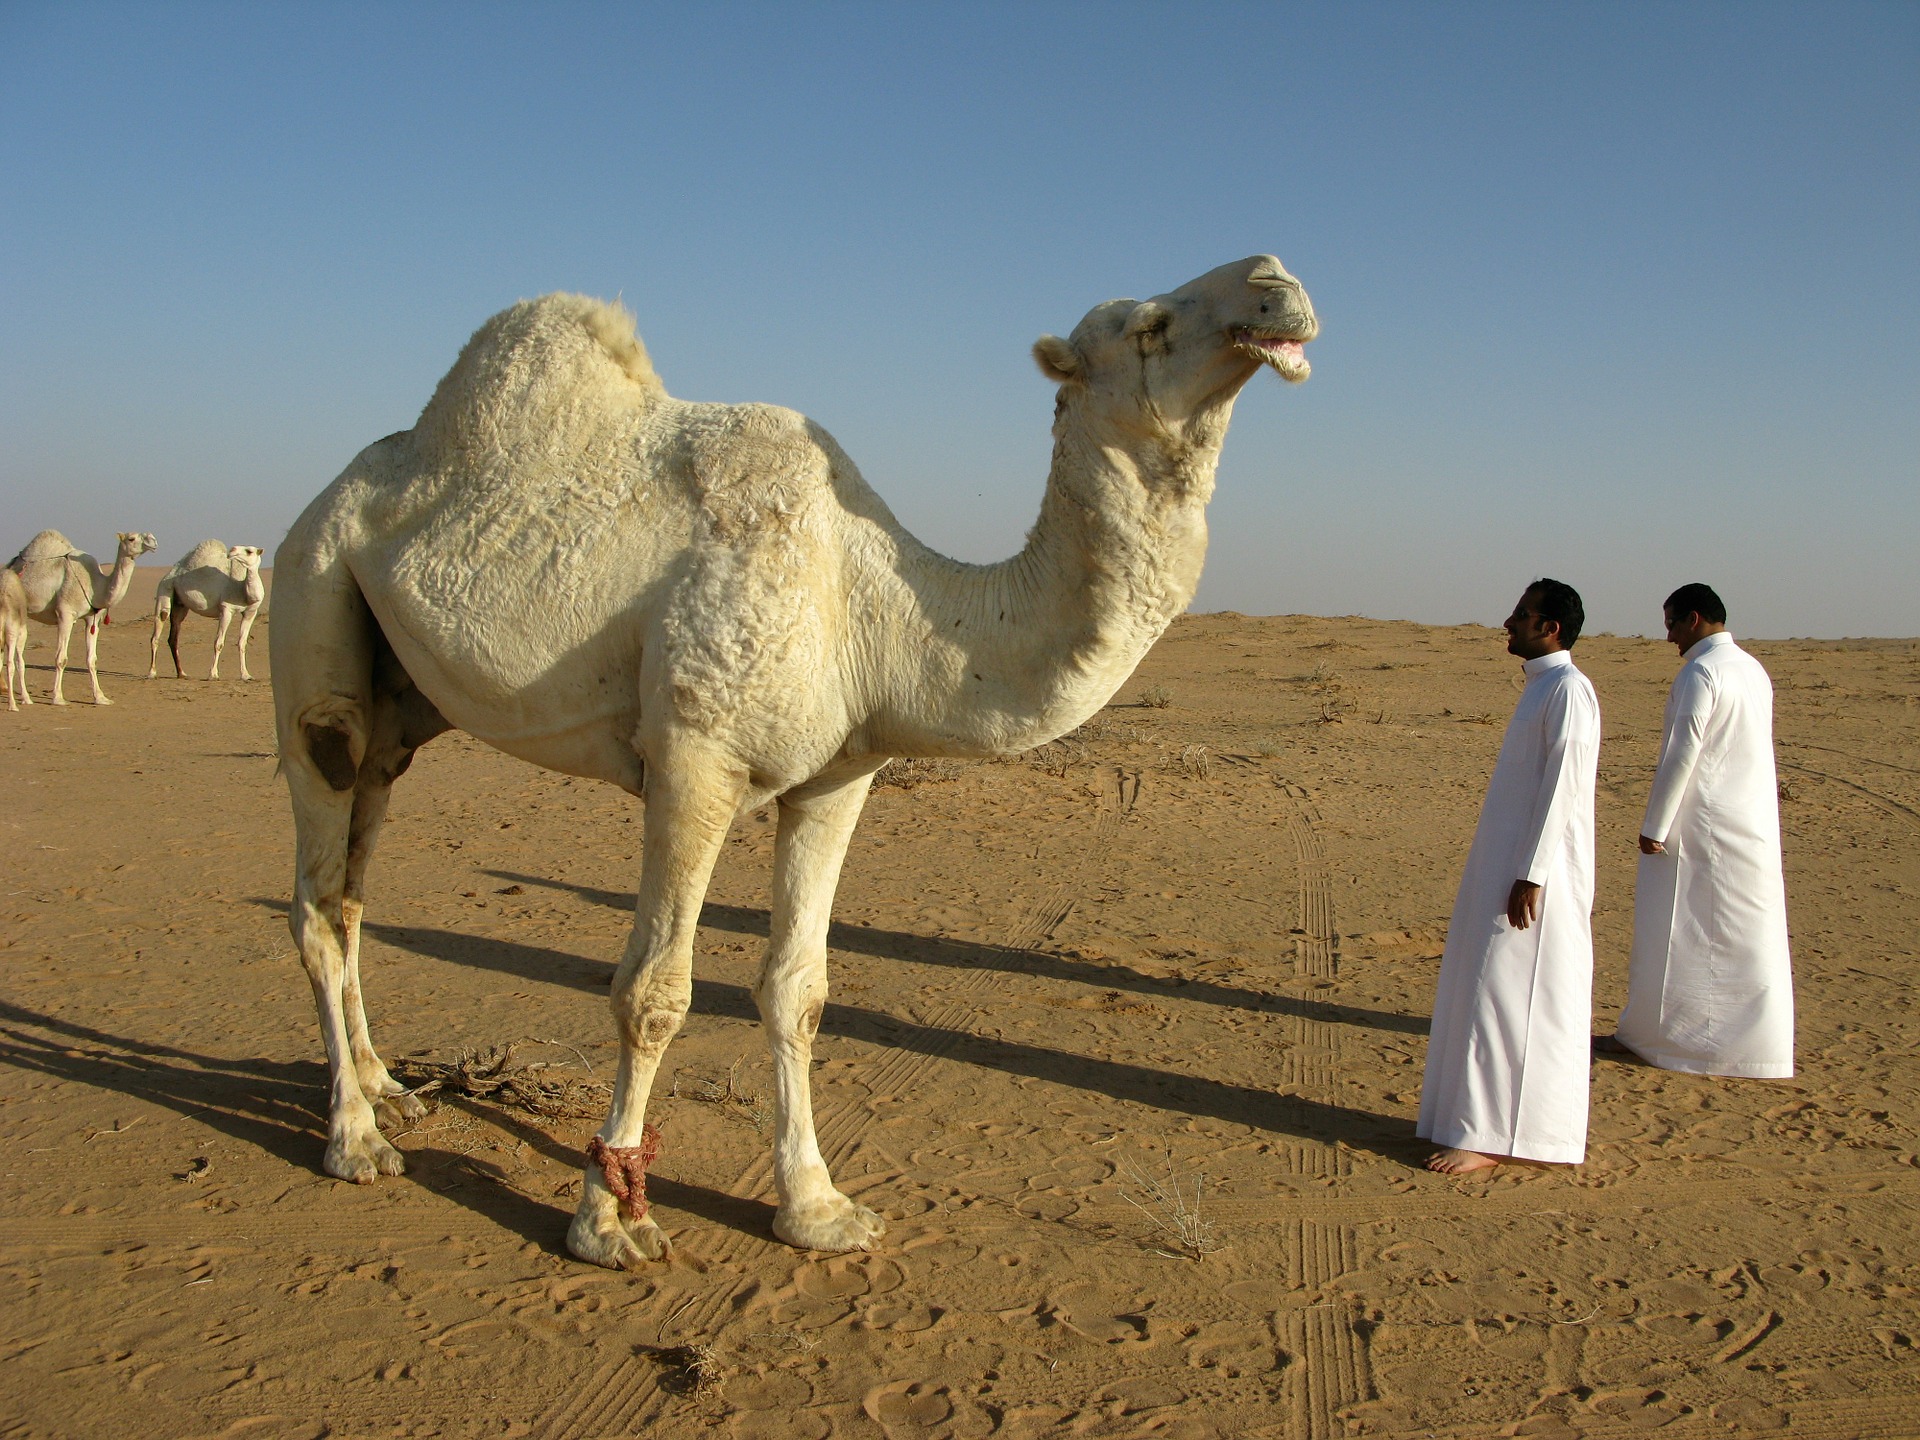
xmin=1 ymin=612 xmax=1915 ymax=1437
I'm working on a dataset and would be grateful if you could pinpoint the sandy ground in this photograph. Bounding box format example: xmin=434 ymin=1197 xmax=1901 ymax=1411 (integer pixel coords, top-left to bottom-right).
xmin=2 ymin=606 xmax=1916 ymax=1439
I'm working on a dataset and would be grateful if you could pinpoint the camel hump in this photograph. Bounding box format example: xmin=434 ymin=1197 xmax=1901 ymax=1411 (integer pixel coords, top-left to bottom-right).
xmin=177 ymin=539 xmax=233 ymax=572
xmin=410 ymin=292 xmax=666 ymax=458
xmin=9 ymin=530 xmax=75 ymax=568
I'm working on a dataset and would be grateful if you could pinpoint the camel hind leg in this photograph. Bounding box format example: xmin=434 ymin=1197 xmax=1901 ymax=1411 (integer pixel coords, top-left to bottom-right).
xmin=168 ymin=603 xmax=190 ymax=679
xmin=271 ymin=559 xmax=403 ymax=1182
xmin=235 ymin=602 xmax=261 ymax=681
xmin=341 ymin=627 xmax=451 ymax=1129
xmin=210 ymin=604 xmax=236 ymax=679
xmin=147 ymin=591 xmax=170 ymax=679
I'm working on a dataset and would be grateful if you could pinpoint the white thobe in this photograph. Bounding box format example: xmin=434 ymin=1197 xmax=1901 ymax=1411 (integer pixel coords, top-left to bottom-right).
xmin=1419 ymin=650 xmax=1600 ymax=1164
xmin=1617 ymin=633 xmax=1794 ymax=1077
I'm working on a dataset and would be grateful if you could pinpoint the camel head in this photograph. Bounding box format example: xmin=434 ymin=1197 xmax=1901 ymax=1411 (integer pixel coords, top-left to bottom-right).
xmin=1032 ymin=255 xmax=1316 ymax=433
xmin=117 ymin=532 xmax=159 ymax=560
xmin=228 ymin=545 xmax=266 ymax=577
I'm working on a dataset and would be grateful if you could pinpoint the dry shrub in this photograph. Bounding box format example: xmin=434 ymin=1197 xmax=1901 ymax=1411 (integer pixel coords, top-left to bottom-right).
xmin=394 ymin=1040 xmax=609 ymax=1119
xmin=1138 ymin=684 xmax=1174 ymax=709
xmin=873 ymin=756 xmax=968 ymax=789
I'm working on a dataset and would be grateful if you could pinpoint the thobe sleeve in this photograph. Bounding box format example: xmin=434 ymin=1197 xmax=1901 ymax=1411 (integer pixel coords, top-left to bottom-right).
xmin=1514 ymin=679 xmax=1591 ymax=886
xmin=1641 ymin=665 xmax=1714 ymax=844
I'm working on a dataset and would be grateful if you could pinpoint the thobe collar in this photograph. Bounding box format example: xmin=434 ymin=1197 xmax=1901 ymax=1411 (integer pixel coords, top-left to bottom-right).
xmin=1683 ymin=631 xmax=1735 ymax=662
xmin=1521 ymin=650 xmax=1575 ymax=680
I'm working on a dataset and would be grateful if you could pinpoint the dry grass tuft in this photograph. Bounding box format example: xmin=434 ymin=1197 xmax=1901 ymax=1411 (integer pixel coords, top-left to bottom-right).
xmin=1176 ymin=743 xmax=1212 ymax=780
xmin=1117 ymin=1150 xmax=1224 ymax=1261
xmin=1138 ymin=684 xmax=1174 ymax=709
xmin=651 ymin=1342 xmax=726 ymax=1394
xmin=672 ymin=1058 xmax=773 ymax=1134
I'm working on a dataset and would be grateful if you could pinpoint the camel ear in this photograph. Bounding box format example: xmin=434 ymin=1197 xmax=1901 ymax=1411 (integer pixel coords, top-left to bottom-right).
xmin=1123 ymin=301 xmax=1171 ymax=353
xmin=1032 ymin=334 xmax=1081 ymax=383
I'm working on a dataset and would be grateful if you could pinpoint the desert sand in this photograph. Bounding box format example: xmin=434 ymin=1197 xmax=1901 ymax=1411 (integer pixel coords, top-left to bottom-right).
xmin=2 ymin=603 xmax=1916 ymax=1439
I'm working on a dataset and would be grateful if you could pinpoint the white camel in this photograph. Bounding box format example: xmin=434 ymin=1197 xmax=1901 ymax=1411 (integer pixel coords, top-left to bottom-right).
xmin=2 ymin=569 xmax=28 ymax=711
xmin=271 ymin=256 xmax=1316 ymax=1269
xmin=148 ymin=541 xmax=267 ymax=681
xmin=8 ymin=530 xmax=158 ymax=705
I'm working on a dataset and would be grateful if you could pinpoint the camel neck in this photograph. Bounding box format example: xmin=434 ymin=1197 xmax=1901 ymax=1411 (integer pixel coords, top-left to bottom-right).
xmin=864 ymin=400 xmax=1229 ymax=756
xmin=97 ymin=550 xmax=140 ymax=612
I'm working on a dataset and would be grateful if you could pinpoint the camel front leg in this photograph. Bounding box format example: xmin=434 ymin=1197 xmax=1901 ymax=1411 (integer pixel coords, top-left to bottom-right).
xmin=210 ymin=606 xmax=236 ymax=679
xmin=759 ymin=767 xmax=886 ymax=1252
xmin=569 ymin=744 xmax=745 ymax=1271
xmin=236 ymin=604 xmax=260 ymax=681
xmin=49 ymin=612 xmax=75 ymax=705
xmin=83 ymin=614 xmax=112 ymax=704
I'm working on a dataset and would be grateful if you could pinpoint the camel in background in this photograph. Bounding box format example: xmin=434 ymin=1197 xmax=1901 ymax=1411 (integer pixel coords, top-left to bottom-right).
xmin=8 ymin=530 xmax=158 ymax=704
xmin=149 ymin=540 xmax=267 ymax=680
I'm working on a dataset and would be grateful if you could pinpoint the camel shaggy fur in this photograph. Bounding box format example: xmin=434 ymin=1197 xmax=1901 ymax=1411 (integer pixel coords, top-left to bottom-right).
xmin=148 ymin=540 xmax=267 ymax=681
xmin=1 ymin=569 xmax=28 ymax=711
xmin=271 ymin=256 xmax=1316 ymax=1269
xmin=8 ymin=530 xmax=158 ymax=704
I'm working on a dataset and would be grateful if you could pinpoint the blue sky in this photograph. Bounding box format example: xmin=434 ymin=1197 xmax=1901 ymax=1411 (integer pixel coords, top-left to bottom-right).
xmin=3 ymin=2 xmax=1915 ymax=637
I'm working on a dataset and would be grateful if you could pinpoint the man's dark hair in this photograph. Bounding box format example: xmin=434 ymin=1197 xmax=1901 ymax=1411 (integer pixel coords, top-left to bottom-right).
xmin=1527 ymin=578 xmax=1585 ymax=648
xmin=1664 ymin=582 xmax=1726 ymax=626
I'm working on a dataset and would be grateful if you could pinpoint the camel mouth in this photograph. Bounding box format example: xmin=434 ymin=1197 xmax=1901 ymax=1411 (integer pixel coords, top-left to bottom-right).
xmin=1232 ymin=328 xmax=1311 ymax=383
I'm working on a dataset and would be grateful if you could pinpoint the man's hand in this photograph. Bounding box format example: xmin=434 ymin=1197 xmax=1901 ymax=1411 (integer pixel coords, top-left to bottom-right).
xmin=1638 ymin=834 xmax=1666 ymax=855
xmin=1507 ymin=879 xmax=1542 ymax=929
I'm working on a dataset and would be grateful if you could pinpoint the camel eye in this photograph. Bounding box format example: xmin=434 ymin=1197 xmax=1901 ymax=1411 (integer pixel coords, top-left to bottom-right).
xmin=1260 ymin=303 xmax=1269 ymax=313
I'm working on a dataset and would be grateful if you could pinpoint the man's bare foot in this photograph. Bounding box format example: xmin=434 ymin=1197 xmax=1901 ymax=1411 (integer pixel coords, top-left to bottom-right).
xmin=1426 ymin=1147 xmax=1503 ymax=1175
xmin=1592 ymin=1034 xmax=1632 ymax=1056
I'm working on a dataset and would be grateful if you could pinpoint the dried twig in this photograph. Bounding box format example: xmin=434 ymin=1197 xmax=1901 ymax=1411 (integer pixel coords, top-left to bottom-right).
xmin=394 ymin=1039 xmax=610 ymax=1119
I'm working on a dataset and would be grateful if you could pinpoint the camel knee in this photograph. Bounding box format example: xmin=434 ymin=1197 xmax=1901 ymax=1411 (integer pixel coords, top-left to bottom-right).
xmin=303 ymin=723 xmax=360 ymax=791
xmin=755 ymin=960 xmax=827 ymax=1038
xmin=612 ymin=976 xmax=691 ymax=1052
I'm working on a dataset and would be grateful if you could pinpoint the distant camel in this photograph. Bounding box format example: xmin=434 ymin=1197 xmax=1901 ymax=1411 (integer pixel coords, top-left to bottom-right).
xmin=8 ymin=530 xmax=158 ymax=704
xmin=271 ymin=256 xmax=1316 ymax=1270
xmin=149 ymin=540 xmax=267 ymax=680
xmin=1 ymin=569 xmax=28 ymax=711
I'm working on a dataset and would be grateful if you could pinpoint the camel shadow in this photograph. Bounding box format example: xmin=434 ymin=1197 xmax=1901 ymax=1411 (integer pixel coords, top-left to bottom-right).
xmin=0 ymin=997 xmax=775 ymax=1250
xmin=482 ymin=868 xmax=1431 ymax=1038
xmin=247 ymin=900 xmax=1413 ymax=1163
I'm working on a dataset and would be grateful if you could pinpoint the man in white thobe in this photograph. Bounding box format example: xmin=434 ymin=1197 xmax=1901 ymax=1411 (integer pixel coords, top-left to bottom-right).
xmin=1606 ymin=584 xmax=1794 ymax=1076
xmin=1420 ymin=580 xmax=1601 ymax=1174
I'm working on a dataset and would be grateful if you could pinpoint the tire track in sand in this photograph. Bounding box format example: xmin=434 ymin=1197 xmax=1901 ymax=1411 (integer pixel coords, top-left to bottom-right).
xmin=1274 ymin=779 xmax=1371 ymax=1436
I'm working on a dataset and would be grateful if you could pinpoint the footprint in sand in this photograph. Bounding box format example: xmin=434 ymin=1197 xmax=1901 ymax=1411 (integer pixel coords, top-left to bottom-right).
xmin=1182 ymin=1317 xmax=1281 ymax=1377
xmin=863 ymin=1379 xmax=954 ymax=1428
xmin=794 ymin=1253 xmax=903 ymax=1302
xmin=724 ymin=1368 xmax=815 ymax=1412
xmin=1045 ymin=1280 xmax=1158 ymax=1348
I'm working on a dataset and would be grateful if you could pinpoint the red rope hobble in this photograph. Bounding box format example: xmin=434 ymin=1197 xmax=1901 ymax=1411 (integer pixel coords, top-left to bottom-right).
xmin=585 ymin=1123 xmax=662 ymax=1222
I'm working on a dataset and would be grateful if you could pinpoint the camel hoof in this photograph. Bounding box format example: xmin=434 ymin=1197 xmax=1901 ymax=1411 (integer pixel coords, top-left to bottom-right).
xmin=373 ymin=1092 xmax=427 ymax=1129
xmin=568 ymin=1189 xmax=671 ymax=1270
xmin=325 ymin=1129 xmax=406 ymax=1183
xmin=773 ymin=1194 xmax=886 ymax=1253
xmin=94 ymin=695 xmax=114 ymax=706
